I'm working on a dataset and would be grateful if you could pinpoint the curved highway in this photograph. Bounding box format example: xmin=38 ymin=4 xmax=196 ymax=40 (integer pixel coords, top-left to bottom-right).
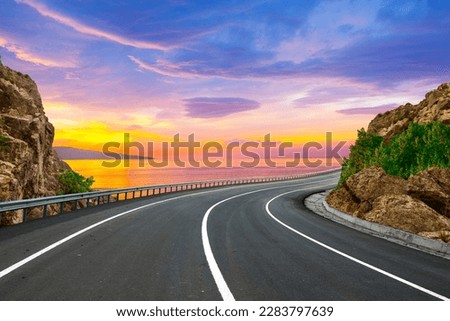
xmin=0 ymin=171 xmax=449 ymax=300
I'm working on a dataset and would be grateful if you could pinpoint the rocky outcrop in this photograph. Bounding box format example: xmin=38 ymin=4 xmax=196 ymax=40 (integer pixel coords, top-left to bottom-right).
xmin=365 ymin=195 xmax=450 ymax=235
xmin=367 ymin=83 xmax=450 ymax=141
xmin=328 ymin=84 xmax=450 ymax=242
xmin=327 ymin=166 xmax=450 ymax=242
xmin=407 ymin=168 xmax=450 ymax=218
xmin=0 ymin=64 xmax=70 ymax=225
xmin=329 ymin=166 xmax=406 ymax=217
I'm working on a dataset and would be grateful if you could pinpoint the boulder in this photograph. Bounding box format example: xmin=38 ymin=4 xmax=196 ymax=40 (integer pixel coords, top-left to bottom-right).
xmin=327 ymin=166 xmax=450 ymax=242
xmin=328 ymin=166 xmax=407 ymax=216
xmin=364 ymin=195 xmax=450 ymax=234
xmin=407 ymin=167 xmax=450 ymax=218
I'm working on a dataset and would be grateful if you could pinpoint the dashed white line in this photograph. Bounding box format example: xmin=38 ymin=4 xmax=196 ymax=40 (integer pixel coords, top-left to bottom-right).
xmin=265 ymin=189 xmax=450 ymax=301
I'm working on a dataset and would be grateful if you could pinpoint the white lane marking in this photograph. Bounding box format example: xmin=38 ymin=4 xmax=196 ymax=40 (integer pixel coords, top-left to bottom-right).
xmin=0 ymin=184 xmax=265 ymax=280
xmin=0 ymin=175 xmax=337 ymax=281
xmin=201 ymin=178 xmax=338 ymax=301
xmin=0 ymin=196 xmax=193 ymax=280
xmin=265 ymin=189 xmax=450 ymax=301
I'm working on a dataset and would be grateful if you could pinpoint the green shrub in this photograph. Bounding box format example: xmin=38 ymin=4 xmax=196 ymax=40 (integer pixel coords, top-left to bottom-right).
xmin=338 ymin=128 xmax=383 ymax=186
xmin=4 ymin=74 xmax=14 ymax=83
xmin=0 ymin=134 xmax=9 ymax=151
xmin=58 ymin=170 xmax=94 ymax=194
xmin=338 ymin=121 xmax=450 ymax=186
xmin=377 ymin=122 xmax=450 ymax=178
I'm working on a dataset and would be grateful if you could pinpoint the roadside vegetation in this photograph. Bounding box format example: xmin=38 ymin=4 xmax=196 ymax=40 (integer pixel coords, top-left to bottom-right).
xmin=58 ymin=170 xmax=95 ymax=194
xmin=0 ymin=134 xmax=9 ymax=151
xmin=339 ymin=121 xmax=450 ymax=186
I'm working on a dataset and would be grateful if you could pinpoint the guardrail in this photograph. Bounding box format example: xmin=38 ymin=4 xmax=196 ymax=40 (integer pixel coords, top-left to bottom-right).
xmin=0 ymin=168 xmax=341 ymax=226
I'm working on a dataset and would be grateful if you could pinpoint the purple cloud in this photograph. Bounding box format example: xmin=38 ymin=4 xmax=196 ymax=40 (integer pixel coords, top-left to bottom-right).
xmin=293 ymin=86 xmax=368 ymax=108
xmin=184 ymin=97 xmax=260 ymax=118
xmin=336 ymin=103 xmax=398 ymax=115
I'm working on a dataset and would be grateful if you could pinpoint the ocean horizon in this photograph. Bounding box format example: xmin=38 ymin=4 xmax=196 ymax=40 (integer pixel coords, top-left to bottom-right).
xmin=66 ymin=159 xmax=341 ymax=189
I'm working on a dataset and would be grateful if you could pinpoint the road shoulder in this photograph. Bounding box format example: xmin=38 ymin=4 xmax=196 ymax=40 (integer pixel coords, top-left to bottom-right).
xmin=305 ymin=191 xmax=450 ymax=260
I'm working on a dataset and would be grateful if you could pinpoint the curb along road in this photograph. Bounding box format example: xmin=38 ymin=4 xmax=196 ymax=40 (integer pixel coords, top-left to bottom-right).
xmin=304 ymin=191 xmax=450 ymax=260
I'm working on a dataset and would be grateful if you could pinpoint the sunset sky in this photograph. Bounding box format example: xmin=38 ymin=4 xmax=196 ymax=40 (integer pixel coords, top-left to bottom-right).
xmin=1 ymin=0 xmax=449 ymax=155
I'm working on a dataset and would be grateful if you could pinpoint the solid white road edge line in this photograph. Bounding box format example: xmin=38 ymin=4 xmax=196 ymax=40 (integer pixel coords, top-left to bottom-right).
xmin=0 ymin=175 xmax=338 ymax=282
xmin=0 ymin=194 xmax=203 ymax=280
xmin=265 ymin=188 xmax=450 ymax=301
xmin=0 ymin=182 xmax=273 ymax=280
xmin=201 ymin=177 xmax=338 ymax=301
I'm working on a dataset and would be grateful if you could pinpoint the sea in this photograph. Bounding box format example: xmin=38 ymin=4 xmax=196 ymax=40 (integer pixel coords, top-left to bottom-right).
xmin=65 ymin=158 xmax=341 ymax=189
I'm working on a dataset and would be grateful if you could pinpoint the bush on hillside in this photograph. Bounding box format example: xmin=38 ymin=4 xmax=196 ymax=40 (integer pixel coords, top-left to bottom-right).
xmin=58 ymin=170 xmax=94 ymax=194
xmin=339 ymin=128 xmax=383 ymax=186
xmin=339 ymin=121 xmax=450 ymax=186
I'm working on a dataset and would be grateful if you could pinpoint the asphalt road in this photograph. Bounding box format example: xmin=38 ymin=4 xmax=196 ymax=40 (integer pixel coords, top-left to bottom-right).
xmin=0 ymin=171 xmax=449 ymax=300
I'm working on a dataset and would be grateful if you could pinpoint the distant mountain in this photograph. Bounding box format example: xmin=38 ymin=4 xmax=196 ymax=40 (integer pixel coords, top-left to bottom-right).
xmin=54 ymin=146 xmax=151 ymax=160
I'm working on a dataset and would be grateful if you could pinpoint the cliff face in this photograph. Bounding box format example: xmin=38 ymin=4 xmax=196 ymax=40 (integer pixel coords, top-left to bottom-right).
xmin=327 ymin=83 xmax=450 ymax=242
xmin=367 ymin=83 xmax=450 ymax=140
xmin=0 ymin=64 xmax=70 ymax=224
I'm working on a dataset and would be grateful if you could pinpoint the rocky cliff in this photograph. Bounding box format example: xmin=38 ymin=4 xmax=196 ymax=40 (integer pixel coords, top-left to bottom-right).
xmin=367 ymin=83 xmax=450 ymax=140
xmin=327 ymin=83 xmax=450 ymax=242
xmin=0 ymin=64 xmax=70 ymax=224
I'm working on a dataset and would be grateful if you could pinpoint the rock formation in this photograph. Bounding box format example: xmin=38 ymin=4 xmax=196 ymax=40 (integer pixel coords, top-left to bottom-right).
xmin=327 ymin=166 xmax=450 ymax=241
xmin=327 ymin=84 xmax=450 ymax=242
xmin=367 ymin=83 xmax=450 ymax=141
xmin=0 ymin=64 xmax=70 ymax=224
